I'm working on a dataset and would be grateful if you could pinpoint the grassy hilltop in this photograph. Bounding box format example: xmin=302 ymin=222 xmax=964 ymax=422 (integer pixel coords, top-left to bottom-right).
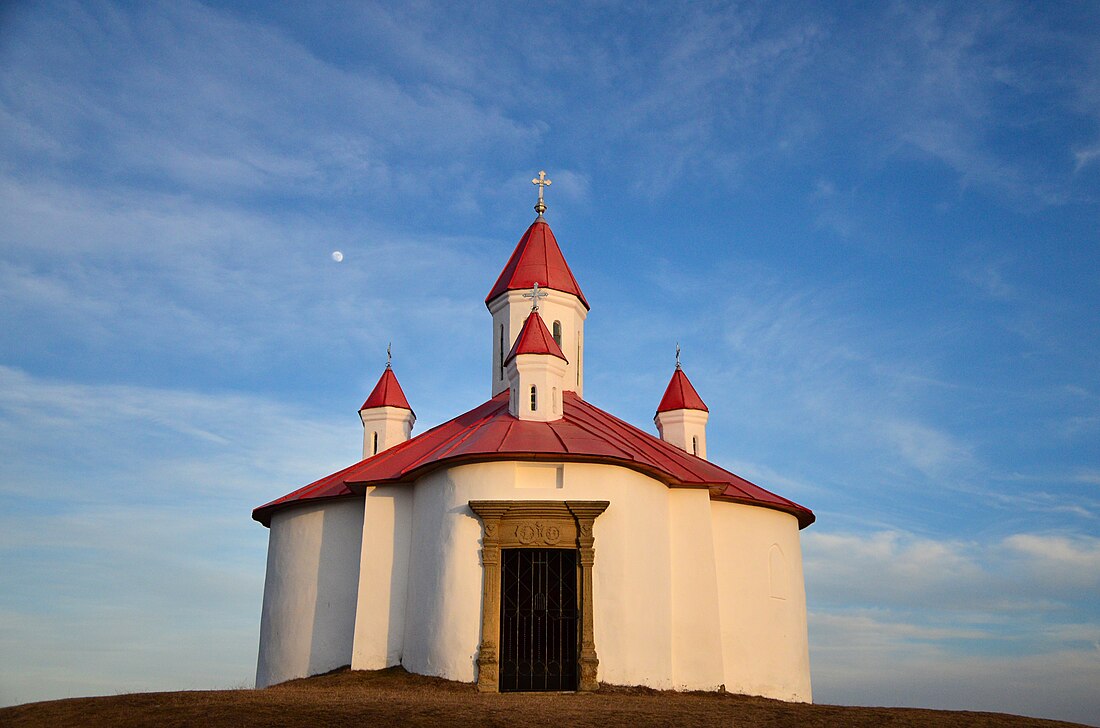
xmin=1 ymin=667 xmax=1090 ymax=728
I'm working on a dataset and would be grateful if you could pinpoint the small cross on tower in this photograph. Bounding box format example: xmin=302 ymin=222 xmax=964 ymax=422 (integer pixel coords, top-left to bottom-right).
xmin=532 ymin=170 xmax=551 ymax=216
xmin=523 ymin=282 xmax=548 ymax=311
xmin=387 ymin=342 xmax=392 ymax=368
xmin=675 ymin=342 xmax=681 ymax=370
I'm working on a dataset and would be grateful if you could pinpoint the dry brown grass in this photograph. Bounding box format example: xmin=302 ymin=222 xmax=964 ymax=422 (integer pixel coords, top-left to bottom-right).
xmin=0 ymin=666 xmax=1089 ymax=728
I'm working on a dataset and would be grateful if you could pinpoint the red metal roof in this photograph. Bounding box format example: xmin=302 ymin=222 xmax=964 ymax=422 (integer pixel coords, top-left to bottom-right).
xmin=254 ymin=392 xmax=813 ymax=529
xmin=360 ymin=366 xmax=413 ymax=412
xmin=504 ymin=311 xmax=568 ymax=364
xmin=485 ymin=219 xmax=590 ymax=310
xmin=656 ymin=367 xmax=709 ymax=414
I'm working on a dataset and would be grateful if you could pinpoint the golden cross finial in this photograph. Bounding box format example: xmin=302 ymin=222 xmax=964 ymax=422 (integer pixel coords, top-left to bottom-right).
xmin=532 ymin=170 xmax=552 ymax=216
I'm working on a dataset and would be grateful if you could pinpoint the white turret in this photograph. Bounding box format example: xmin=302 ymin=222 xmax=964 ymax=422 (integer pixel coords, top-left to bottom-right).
xmin=358 ymin=360 xmax=415 ymax=458
xmin=654 ymin=353 xmax=710 ymax=458
xmin=485 ymin=173 xmax=589 ymax=398
xmin=504 ymin=304 xmax=568 ymax=422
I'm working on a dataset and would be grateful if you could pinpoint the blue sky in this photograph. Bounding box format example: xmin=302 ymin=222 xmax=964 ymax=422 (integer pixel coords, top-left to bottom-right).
xmin=1 ymin=0 xmax=1098 ymax=723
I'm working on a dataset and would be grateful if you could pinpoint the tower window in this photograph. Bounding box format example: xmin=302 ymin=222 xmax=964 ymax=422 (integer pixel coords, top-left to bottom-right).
xmin=499 ymin=325 xmax=505 ymax=380
xmin=577 ymin=335 xmax=582 ymax=386
xmin=530 ymin=385 xmax=538 ymax=411
xmin=552 ymin=320 xmax=562 ymax=347
xmin=692 ymin=436 xmax=698 ymax=456
xmin=372 ymin=431 xmax=379 ymax=455
xmin=552 ymin=387 xmax=559 ymax=414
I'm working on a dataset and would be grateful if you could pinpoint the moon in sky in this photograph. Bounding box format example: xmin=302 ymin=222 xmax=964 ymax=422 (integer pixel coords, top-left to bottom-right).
xmin=331 ymin=251 xmax=344 ymax=262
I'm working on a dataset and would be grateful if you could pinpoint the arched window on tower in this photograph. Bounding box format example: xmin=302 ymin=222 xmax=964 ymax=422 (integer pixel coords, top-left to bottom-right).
xmin=552 ymin=320 xmax=562 ymax=347
xmin=530 ymin=385 xmax=538 ymax=411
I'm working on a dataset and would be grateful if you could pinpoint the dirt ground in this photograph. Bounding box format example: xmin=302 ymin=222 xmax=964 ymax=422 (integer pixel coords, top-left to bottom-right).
xmin=1 ymin=667 xmax=1090 ymax=728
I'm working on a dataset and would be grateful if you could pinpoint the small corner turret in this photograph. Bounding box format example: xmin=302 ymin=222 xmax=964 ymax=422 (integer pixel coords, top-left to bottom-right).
xmin=504 ymin=291 xmax=568 ymax=422
xmin=486 ymin=171 xmax=589 ymax=399
xmin=655 ymin=346 xmax=709 ymax=458
xmin=359 ymin=346 xmax=415 ymax=458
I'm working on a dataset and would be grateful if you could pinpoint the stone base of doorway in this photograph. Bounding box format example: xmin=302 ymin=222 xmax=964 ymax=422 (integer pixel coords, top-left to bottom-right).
xmin=5 ymin=668 xmax=1083 ymax=728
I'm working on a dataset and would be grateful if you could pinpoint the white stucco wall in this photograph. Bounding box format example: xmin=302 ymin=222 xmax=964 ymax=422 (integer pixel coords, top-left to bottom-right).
xmin=711 ymin=501 xmax=812 ymax=702
xmin=258 ymin=459 xmax=811 ymax=701
xmin=351 ymin=485 xmax=413 ymax=670
xmin=397 ymin=460 xmax=705 ymax=690
xmin=255 ymin=498 xmax=363 ymax=688
xmin=667 ymin=488 xmax=725 ymax=689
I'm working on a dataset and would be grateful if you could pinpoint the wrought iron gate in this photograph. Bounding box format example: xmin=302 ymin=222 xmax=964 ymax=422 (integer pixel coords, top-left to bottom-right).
xmin=499 ymin=548 xmax=579 ymax=691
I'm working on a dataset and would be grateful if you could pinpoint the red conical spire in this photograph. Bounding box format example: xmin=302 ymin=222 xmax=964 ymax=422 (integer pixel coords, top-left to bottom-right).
xmin=656 ymin=367 xmax=708 ymax=414
xmin=485 ymin=218 xmax=589 ymax=309
xmin=504 ymin=310 xmax=568 ymax=365
xmin=360 ymin=366 xmax=413 ymax=413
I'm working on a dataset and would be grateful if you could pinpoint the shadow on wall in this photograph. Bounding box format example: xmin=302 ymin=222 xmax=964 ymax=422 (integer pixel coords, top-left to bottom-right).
xmin=308 ymin=501 xmax=364 ymax=676
xmin=386 ymin=491 xmax=413 ymax=665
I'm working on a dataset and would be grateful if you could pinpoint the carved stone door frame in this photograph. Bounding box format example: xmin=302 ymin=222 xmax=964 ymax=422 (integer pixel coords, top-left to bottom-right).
xmin=468 ymin=500 xmax=609 ymax=692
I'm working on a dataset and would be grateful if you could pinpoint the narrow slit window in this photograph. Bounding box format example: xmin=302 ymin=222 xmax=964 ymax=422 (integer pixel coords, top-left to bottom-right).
xmin=552 ymin=320 xmax=562 ymax=347
xmin=552 ymin=387 xmax=559 ymax=414
xmin=576 ymin=341 xmax=581 ymax=386
xmin=372 ymin=431 xmax=379 ymax=455
xmin=530 ymin=385 xmax=538 ymax=411
xmin=498 ymin=325 xmax=505 ymax=380
xmin=692 ymin=436 xmax=698 ymax=455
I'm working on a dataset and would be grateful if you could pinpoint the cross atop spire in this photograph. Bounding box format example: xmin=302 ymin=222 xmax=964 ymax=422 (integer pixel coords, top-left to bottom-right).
xmin=675 ymin=342 xmax=681 ymax=370
xmin=532 ymin=170 xmax=551 ymax=216
xmin=386 ymin=342 xmax=392 ymax=368
xmin=522 ymin=281 xmax=548 ymax=311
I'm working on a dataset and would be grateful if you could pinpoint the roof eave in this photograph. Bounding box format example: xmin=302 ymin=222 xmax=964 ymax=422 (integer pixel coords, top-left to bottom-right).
xmin=254 ymin=450 xmax=815 ymax=530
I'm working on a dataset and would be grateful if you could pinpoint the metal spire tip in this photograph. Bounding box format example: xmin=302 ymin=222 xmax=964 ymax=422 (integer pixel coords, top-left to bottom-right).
xmin=532 ymin=170 xmax=551 ymax=217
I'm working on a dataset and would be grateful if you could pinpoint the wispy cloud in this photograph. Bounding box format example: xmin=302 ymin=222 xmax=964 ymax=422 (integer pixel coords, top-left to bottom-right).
xmin=0 ymin=365 xmax=364 ymax=706
xmin=805 ymin=529 xmax=1100 ymax=722
xmin=807 ymin=529 xmax=1100 ymax=611
xmin=811 ymin=609 xmax=1100 ymax=724
xmin=957 ymin=257 xmax=1015 ymax=301
xmin=0 ymin=0 xmax=540 ymax=214
xmin=1074 ymin=144 xmax=1100 ymax=172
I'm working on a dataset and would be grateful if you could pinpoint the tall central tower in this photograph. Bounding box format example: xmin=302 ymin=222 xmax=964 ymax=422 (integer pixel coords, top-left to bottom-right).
xmin=485 ymin=172 xmax=589 ymax=397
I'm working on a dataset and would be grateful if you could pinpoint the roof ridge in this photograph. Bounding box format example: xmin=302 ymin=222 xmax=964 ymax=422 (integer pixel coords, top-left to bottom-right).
xmin=570 ymin=395 xmax=734 ymax=484
xmin=401 ymin=398 xmax=507 ymax=472
xmin=561 ymin=397 xmax=639 ymax=460
xmin=571 ymin=396 xmax=685 ymax=465
xmin=545 ymin=418 xmax=572 ymax=452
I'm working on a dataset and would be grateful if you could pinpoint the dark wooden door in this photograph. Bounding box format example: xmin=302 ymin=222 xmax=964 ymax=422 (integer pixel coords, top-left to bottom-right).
xmin=499 ymin=548 xmax=579 ymax=691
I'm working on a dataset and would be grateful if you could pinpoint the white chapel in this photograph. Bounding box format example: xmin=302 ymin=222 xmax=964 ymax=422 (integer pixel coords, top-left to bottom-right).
xmin=253 ymin=174 xmax=815 ymax=700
